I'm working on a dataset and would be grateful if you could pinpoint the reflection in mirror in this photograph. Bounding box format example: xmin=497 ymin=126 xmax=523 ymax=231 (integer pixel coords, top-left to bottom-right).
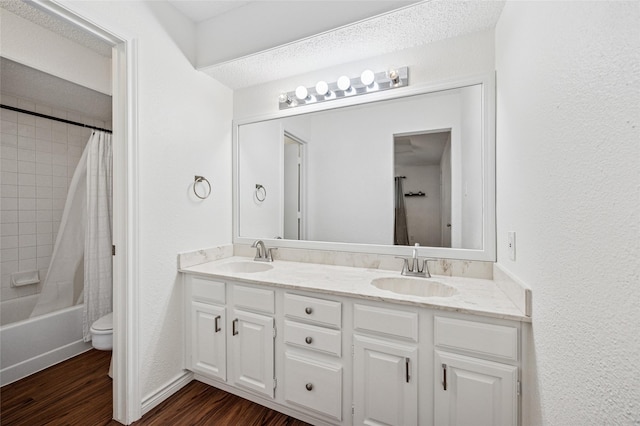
xmin=235 ymin=78 xmax=493 ymax=260
xmin=283 ymin=132 xmax=304 ymax=240
xmin=393 ymin=130 xmax=452 ymax=248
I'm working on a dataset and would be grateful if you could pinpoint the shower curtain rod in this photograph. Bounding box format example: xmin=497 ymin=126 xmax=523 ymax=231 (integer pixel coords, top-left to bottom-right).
xmin=1 ymin=104 xmax=112 ymax=134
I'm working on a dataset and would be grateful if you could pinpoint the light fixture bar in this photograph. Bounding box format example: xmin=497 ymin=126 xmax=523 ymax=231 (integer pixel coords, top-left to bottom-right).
xmin=279 ymin=66 xmax=408 ymax=110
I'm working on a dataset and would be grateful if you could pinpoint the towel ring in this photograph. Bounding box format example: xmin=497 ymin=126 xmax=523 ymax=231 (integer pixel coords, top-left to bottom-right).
xmin=194 ymin=175 xmax=211 ymax=199
xmin=255 ymin=184 xmax=267 ymax=202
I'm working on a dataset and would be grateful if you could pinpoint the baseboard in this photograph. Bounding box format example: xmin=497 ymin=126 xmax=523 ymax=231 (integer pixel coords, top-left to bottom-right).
xmin=0 ymin=340 xmax=92 ymax=387
xmin=141 ymin=370 xmax=194 ymax=416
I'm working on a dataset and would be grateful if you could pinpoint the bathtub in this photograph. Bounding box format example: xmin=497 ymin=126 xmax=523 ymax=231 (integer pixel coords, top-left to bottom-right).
xmin=0 ymin=296 xmax=92 ymax=386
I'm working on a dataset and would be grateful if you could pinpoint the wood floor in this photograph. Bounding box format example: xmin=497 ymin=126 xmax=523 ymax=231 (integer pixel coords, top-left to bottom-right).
xmin=1 ymin=350 xmax=310 ymax=426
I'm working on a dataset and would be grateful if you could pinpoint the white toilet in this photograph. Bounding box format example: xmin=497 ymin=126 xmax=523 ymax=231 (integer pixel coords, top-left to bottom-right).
xmin=90 ymin=312 xmax=113 ymax=350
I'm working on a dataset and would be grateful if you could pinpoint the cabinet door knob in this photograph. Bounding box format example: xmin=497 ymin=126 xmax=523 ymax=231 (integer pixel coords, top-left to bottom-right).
xmin=305 ymin=307 xmax=313 ymax=315
xmin=214 ymin=315 xmax=221 ymax=333
xmin=232 ymin=318 xmax=239 ymax=336
xmin=305 ymin=383 xmax=313 ymax=391
xmin=305 ymin=336 xmax=313 ymax=344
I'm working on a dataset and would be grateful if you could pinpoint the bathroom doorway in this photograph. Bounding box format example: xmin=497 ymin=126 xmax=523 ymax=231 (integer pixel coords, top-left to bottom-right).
xmin=0 ymin=1 xmax=137 ymax=423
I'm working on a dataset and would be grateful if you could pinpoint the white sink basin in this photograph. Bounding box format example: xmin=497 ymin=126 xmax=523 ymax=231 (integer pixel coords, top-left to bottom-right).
xmin=214 ymin=261 xmax=273 ymax=274
xmin=371 ymin=277 xmax=457 ymax=298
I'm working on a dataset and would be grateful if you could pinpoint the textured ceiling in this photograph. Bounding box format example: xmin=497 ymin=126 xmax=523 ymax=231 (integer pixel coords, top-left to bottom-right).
xmin=0 ymin=0 xmax=112 ymax=57
xmin=1 ymin=58 xmax=112 ymax=122
xmin=201 ymin=0 xmax=505 ymax=89
xmin=168 ymin=0 xmax=251 ymax=23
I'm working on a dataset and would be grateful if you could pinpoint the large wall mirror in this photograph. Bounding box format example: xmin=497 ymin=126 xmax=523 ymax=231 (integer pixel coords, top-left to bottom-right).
xmin=233 ymin=75 xmax=495 ymax=261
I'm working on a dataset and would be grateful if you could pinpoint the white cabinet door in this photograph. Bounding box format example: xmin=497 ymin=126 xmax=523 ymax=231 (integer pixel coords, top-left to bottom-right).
xmin=191 ymin=302 xmax=226 ymax=380
xmin=353 ymin=335 xmax=418 ymax=426
xmin=434 ymin=350 xmax=518 ymax=426
xmin=230 ymin=309 xmax=275 ymax=399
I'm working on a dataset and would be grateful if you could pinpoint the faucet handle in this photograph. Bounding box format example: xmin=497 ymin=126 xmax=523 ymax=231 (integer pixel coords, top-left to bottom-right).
xmin=419 ymin=258 xmax=437 ymax=278
xmin=266 ymin=247 xmax=278 ymax=261
xmin=395 ymin=257 xmax=410 ymax=274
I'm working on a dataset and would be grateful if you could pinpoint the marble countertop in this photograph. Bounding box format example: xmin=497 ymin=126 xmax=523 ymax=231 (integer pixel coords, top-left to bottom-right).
xmin=180 ymin=256 xmax=530 ymax=322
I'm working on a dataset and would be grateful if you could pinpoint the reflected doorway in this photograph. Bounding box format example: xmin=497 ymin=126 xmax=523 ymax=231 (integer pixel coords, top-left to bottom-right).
xmin=283 ymin=132 xmax=305 ymax=240
xmin=393 ymin=130 xmax=451 ymax=247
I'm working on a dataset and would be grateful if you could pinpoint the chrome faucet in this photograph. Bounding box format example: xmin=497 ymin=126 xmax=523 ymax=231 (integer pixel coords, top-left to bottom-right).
xmin=397 ymin=243 xmax=432 ymax=278
xmin=251 ymin=240 xmax=276 ymax=262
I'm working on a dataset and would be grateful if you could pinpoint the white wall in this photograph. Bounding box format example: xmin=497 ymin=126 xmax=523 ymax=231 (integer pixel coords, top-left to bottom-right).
xmin=495 ymin=2 xmax=639 ymax=424
xmin=0 ymin=8 xmax=111 ymax=95
xmin=61 ymin=0 xmax=233 ymax=404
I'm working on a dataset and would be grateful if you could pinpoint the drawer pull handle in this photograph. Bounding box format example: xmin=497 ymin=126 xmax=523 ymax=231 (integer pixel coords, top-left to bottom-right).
xmin=405 ymin=357 xmax=410 ymax=383
xmin=214 ymin=315 xmax=221 ymax=333
xmin=442 ymin=363 xmax=447 ymax=391
xmin=232 ymin=318 xmax=239 ymax=336
xmin=305 ymin=383 xmax=313 ymax=391
xmin=305 ymin=336 xmax=313 ymax=344
xmin=305 ymin=307 xmax=313 ymax=315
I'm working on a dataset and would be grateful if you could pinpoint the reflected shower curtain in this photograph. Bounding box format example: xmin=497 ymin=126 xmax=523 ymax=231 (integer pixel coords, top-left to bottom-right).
xmin=82 ymin=131 xmax=113 ymax=341
xmin=394 ymin=177 xmax=409 ymax=245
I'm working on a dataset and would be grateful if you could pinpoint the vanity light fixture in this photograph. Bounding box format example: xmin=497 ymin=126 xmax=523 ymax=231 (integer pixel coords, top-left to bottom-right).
xmin=279 ymin=66 xmax=408 ymax=109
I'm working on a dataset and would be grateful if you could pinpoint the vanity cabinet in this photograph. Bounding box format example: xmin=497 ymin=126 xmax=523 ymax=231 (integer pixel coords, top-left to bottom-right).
xmin=352 ymin=303 xmax=419 ymax=426
xmin=433 ymin=316 xmax=519 ymax=426
xmin=183 ymin=272 xmax=525 ymax=426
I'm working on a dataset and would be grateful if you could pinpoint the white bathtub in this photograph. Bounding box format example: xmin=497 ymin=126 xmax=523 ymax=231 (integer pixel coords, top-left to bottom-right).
xmin=0 ymin=296 xmax=91 ymax=386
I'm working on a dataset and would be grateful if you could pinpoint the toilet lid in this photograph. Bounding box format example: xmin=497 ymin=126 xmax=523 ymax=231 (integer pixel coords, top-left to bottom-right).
xmin=92 ymin=312 xmax=113 ymax=331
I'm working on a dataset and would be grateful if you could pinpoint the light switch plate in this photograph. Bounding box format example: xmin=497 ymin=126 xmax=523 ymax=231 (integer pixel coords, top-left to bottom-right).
xmin=508 ymin=231 xmax=516 ymax=261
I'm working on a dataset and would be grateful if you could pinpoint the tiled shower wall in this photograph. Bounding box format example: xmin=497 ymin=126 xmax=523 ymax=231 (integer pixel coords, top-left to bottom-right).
xmin=0 ymin=93 xmax=111 ymax=302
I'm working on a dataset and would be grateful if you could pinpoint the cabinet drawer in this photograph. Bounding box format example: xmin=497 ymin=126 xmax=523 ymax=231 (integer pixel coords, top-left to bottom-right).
xmin=284 ymin=320 xmax=342 ymax=357
xmin=353 ymin=304 xmax=418 ymax=342
xmin=284 ymin=293 xmax=341 ymax=328
xmin=232 ymin=285 xmax=275 ymax=314
xmin=434 ymin=316 xmax=518 ymax=361
xmin=191 ymin=276 xmax=225 ymax=305
xmin=284 ymin=352 xmax=342 ymax=420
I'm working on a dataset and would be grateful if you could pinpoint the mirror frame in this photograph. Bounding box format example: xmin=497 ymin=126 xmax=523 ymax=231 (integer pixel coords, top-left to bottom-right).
xmin=232 ymin=73 xmax=496 ymax=261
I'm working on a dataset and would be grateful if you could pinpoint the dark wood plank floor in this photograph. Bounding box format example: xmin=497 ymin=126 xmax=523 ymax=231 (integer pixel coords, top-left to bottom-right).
xmin=1 ymin=350 xmax=310 ymax=426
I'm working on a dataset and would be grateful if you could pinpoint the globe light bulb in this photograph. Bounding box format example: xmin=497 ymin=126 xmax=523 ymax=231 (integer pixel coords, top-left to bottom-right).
xmin=360 ymin=69 xmax=375 ymax=86
xmin=295 ymin=86 xmax=309 ymax=100
xmin=315 ymin=80 xmax=330 ymax=96
xmin=337 ymin=76 xmax=351 ymax=91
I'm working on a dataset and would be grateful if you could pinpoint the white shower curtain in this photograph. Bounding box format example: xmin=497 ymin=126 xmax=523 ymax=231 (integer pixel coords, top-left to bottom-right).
xmin=82 ymin=131 xmax=113 ymax=341
xmin=31 ymin=131 xmax=113 ymax=342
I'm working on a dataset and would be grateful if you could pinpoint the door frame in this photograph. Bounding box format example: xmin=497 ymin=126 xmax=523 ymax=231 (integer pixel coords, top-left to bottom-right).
xmin=31 ymin=1 xmax=141 ymax=423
